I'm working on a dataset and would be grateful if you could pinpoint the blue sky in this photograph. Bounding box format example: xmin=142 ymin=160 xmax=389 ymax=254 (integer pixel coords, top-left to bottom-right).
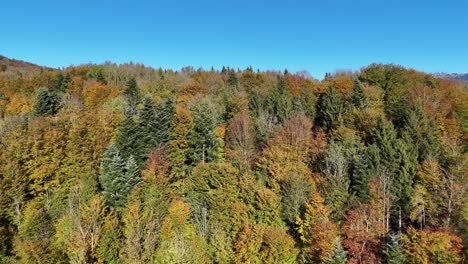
xmin=1 ymin=0 xmax=467 ymax=78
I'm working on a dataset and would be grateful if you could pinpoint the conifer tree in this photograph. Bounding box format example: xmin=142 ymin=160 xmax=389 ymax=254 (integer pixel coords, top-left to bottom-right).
xmin=403 ymin=102 xmax=438 ymax=162
xmin=316 ymin=86 xmax=343 ymax=131
xmin=189 ymin=101 xmax=220 ymax=164
xmin=323 ymin=239 xmax=347 ymax=264
xmin=383 ymin=233 xmax=406 ymax=264
xmin=139 ymin=96 xmax=157 ymax=150
xmin=348 ymin=78 xmax=367 ymax=109
xmin=154 ymin=97 xmax=175 ymax=145
xmin=116 ymin=110 xmax=145 ymax=165
xmin=266 ymin=76 xmax=293 ymax=123
xmin=33 ymin=87 xmax=60 ymax=116
xmin=124 ymin=77 xmax=140 ymax=110
xmin=99 ymin=144 xmax=140 ymax=209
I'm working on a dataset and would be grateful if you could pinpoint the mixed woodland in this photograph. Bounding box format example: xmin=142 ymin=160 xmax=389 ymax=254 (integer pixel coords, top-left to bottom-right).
xmin=0 ymin=56 xmax=467 ymax=263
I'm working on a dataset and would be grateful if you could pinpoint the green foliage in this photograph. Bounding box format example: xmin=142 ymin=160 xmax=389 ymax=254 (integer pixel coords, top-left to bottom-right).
xmin=266 ymin=76 xmax=293 ymax=123
xmin=323 ymin=239 xmax=347 ymax=264
xmin=99 ymin=144 xmax=140 ymax=209
xmin=317 ymin=86 xmax=344 ymax=131
xmin=124 ymin=77 xmax=140 ymax=109
xmin=33 ymin=87 xmax=60 ymax=116
xmin=0 ymin=61 xmax=465 ymax=263
xmin=348 ymin=78 xmax=367 ymax=109
xmin=383 ymin=233 xmax=406 ymax=264
xmin=188 ymin=101 xmax=222 ymax=164
xmin=154 ymin=97 xmax=175 ymax=145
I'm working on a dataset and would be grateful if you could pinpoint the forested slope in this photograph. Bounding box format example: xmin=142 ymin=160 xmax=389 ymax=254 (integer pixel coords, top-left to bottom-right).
xmin=0 ymin=58 xmax=467 ymax=263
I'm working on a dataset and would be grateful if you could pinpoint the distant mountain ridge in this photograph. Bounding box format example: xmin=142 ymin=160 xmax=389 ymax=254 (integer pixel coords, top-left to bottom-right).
xmin=433 ymin=72 xmax=468 ymax=82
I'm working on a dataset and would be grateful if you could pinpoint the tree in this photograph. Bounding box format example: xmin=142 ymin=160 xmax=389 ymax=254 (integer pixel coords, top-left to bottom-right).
xmin=266 ymin=76 xmax=293 ymax=123
xmin=115 ymin=110 xmax=145 ymax=165
xmin=323 ymin=239 xmax=347 ymax=264
xmin=99 ymin=144 xmax=140 ymax=209
xmin=188 ymin=101 xmax=221 ymax=164
xmin=348 ymin=78 xmax=367 ymax=109
xmin=296 ymin=193 xmax=339 ymax=263
xmin=316 ymin=86 xmax=344 ymax=131
xmin=168 ymin=106 xmax=192 ymax=182
xmin=383 ymin=233 xmax=406 ymax=264
xmin=33 ymin=87 xmax=60 ymax=116
xmin=402 ymin=227 xmax=463 ymax=264
xmin=124 ymin=77 xmax=140 ymax=109
xmin=154 ymin=97 xmax=175 ymax=145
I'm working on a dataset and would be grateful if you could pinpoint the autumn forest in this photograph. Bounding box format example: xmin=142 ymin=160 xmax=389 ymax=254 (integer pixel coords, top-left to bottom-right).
xmin=0 ymin=56 xmax=466 ymax=263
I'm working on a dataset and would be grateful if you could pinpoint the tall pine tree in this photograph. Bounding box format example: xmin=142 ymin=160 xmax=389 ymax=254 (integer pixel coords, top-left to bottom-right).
xmin=316 ymin=86 xmax=343 ymax=131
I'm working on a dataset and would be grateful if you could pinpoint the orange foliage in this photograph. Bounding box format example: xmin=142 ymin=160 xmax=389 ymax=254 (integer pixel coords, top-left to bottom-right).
xmin=82 ymin=81 xmax=119 ymax=109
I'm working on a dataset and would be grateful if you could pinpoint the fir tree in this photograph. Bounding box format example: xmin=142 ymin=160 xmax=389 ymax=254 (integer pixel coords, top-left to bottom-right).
xmin=227 ymin=69 xmax=238 ymax=87
xmin=154 ymin=97 xmax=175 ymax=145
xmin=316 ymin=86 xmax=344 ymax=131
xmin=116 ymin=110 xmax=145 ymax=165
xmin=139 ymin=96 xmax=157 ymax=150
xmin=383 ymin=233 xmax=406 ymax=264
xmin=124 ymin=77 xmax=140 ymax=109
xmin=349 ymin=78 xmax=367 ymax=109
xmin=323 ymin=239 xmax=347 ymax=264
xmin=403 ymin=102 xmax=438 ymax=162
xmin=33 ymin=87 xmax=60 ymax=116
xmin=188 ymin=102 xmax=220 ymax=164
xmin=100 ymin=144 xmax=140 ymax=209
xmin=266 ymin=76 xmax=293 ymax=123
xmin=52 ymin=73 xmax=71 ymax=93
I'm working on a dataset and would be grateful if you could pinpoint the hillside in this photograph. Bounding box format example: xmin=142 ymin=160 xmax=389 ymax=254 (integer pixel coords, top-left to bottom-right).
xmin=0 ymin=59 xmax=467 ymax=263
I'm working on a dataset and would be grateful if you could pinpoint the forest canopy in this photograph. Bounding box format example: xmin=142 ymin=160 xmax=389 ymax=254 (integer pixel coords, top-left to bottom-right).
xmin=0 ymin=58 xmax=467 ymax=263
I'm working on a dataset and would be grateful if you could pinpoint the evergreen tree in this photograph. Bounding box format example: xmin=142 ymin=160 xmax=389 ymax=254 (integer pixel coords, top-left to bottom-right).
xmin=116 ymin=110 xmax=145 ymax=165
xmin=266 ymin=76 xmax=293 ymax=123
xmin=32 ymin=87 xmax=60 ymax=116
xmin=348 ymin=78 xmax=367 ymax=109
xmin=100 ymin=144 xmax=140 ymax=209
xmin=403 ymin=102 xmax=438 ymax=162
xmin=227 ymin=69 xmax=238 ymax=87
xmin=189 ymin=102 xmax=220 ymax=164
xmin=100 ymin=144 xmax=126 ymax=208
xmin=316 ymin=86 xmax=343 ymax=131
xmin=154 ymin=97 xmax=175 ymax=145
xmin=383 ymin=233 xmax=406 ymax=264
xmin=139 ymin=96 xmax=157 ymax=149
xmin=323 ymin=239 xmax=347 ymax=264
xmin=52 ymin=73 xmax=71 ymax=93
xmin=350 ymin=146 xmax=372 ymax=202
xmin=370 ymin=117 xmax=416 ymax=228
xmin=124 ymin=77 xmax=140 ymax=109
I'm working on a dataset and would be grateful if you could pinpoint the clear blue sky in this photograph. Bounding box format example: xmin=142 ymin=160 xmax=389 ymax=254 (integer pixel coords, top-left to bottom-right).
xmin=1 ymin=0 xmax=467 ymax=78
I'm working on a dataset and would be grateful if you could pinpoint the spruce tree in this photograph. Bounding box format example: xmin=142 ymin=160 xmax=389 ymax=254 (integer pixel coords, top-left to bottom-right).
xmin=403 ymin=102 xmax=438 ymax=162
xmin=349 ymin=78 xmax=367 ymax=109
xmin=124 ymin=77 xmax=140 ymax=109
xmin=188 ymin=102 xmax=220 ymax=164
xmin=323 ymin=239 xmax=347 ymax=264
xmin=52 ymin=73 xmax=71 ymax=93
xmin=266 ymin=76 xmax=293 ymax=123
xmin=383 ymin=234 xmax=406 ymax=264
xmin=100 ymin=145 xmax=140 ymax=209
xmin=154 ymin=97 xmax=175 ymax=145
xmin=139 ymin=96 xmax=157 ymax=150
xmin=33 ymin=87 xmax=60 ymax=116
xmin=116 ymin=110 xmax=145 ymax=165
xmin=100 ymin=144 xmax=126 ymax=208
xmin=316 ymin=86 xmax=343 ymax=131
